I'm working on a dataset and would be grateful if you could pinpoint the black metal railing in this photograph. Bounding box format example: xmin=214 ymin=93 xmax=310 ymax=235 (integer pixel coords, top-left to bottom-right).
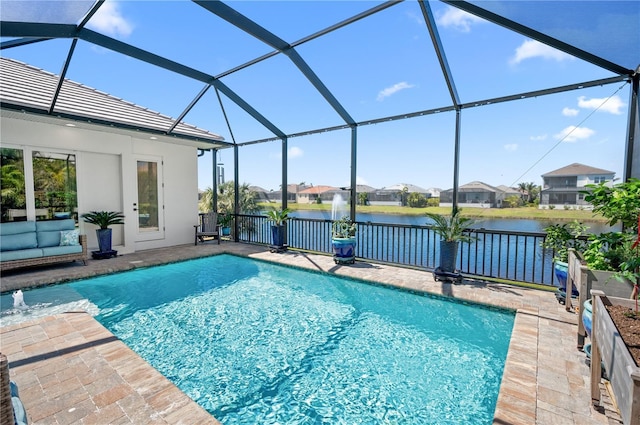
xmin=232 ymin=214 xmax=556 ymax=286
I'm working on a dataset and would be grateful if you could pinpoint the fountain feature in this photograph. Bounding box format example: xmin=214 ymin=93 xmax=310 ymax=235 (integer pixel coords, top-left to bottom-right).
xmin=331 ymin=194 xmax=347 ymax=221
xmin=330 ymin=194 xmax=356 ymax=265
xmin=12 ymin=290 xmax=27 ymax=309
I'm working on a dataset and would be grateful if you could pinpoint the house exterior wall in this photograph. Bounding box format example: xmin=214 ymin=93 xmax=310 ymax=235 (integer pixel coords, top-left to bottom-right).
xmin=1 ymin=116 xmax=199 ymax=254
xmin=540 ymin=171 xmax=615 ymax=208
xmin=440 ymin=190 xmax=497 ymax=208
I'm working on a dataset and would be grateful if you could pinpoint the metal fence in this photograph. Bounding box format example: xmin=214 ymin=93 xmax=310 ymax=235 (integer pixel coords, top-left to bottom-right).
xmin=232 ymin=214 xmax=556 ymax=286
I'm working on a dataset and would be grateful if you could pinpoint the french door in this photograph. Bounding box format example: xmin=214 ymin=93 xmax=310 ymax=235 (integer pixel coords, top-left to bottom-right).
xmin=134 ymin=157 xmax=164 ymax=241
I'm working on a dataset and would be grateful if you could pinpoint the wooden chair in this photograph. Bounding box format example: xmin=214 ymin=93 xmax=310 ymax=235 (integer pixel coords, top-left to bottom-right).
xmin=194 ymin=212 xmax=221 ymax=245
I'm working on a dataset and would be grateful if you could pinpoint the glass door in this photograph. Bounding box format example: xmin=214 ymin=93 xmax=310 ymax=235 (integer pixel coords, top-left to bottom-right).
xmin=135 ymin=158 xmax=164 ymax=241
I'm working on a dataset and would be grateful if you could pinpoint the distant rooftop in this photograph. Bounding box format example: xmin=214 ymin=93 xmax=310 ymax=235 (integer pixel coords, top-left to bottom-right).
xmin=542 ymin=163 xmax=615 ymax=177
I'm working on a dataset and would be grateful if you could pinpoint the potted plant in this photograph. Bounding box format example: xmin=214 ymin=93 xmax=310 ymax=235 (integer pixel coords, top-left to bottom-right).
xmin=331 ymin=215 xmax=357 ymax=264
xmin=541 ymin=220 xmax=588 ymax=298
xmin=571 ymin=179 xmax=640 ymax=418
xmin=425 ymin=209 xmax=476 ymax=280
xmin=568 ymin=178 xmax=640 ymax=301
xmin=218 ymin=212 xmax=232 ymax=237
xmin=266 ymin=208 xmax=291 ymax=252
xmin=81 ymin=210 xmax=124 ymax=255
xmin=590 ymin=290 xmax=640 ymax=425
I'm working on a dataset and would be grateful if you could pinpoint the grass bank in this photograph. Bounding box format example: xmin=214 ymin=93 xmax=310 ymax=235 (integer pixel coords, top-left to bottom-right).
xmin=259 ymin=203 xmax=607 ymax=222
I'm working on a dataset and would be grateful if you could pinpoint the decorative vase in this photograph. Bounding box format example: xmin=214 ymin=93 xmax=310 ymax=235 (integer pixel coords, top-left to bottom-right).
xmin=554 ymin=261 xmax=579 ymax=296
xmin=438 ymin=241 xmax=458 ymax=273
xmin=271 ymin=225 xmax=286 ymax=248
xmin=332 ymin=237 xmax=356 ymax=264
xmin=96 ymin=228 xmax=112 ymax=252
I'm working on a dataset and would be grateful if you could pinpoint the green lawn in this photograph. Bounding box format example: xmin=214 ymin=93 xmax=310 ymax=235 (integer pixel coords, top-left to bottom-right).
xmin=259 ymin=202 xmax=607 ymax=222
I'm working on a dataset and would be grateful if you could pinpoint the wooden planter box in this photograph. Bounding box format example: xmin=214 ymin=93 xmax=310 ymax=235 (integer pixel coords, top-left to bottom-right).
xmin=568 ymin=249 xmax=634 ymax=348
xmin=590 ymin=291 xmax=640 ymax=425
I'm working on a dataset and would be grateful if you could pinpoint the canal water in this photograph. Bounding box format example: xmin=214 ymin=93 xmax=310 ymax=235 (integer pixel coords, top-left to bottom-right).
xmin=291 ymin=210 xmax=615 ymax=234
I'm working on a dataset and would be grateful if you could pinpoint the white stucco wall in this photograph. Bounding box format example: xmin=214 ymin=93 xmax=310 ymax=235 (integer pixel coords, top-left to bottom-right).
xmin=1 ymin=115 xmax=200 ymax=253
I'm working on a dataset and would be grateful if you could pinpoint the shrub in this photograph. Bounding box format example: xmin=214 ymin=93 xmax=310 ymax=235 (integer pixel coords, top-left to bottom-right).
xmin=407 ymin=192 xmax=427 ymax=208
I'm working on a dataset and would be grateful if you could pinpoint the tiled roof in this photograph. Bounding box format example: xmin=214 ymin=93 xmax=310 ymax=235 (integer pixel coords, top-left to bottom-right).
xmin=355 ymin=184 xmax=377 ymax=193
xmin=0 ymin=57 xmax=225 ymax=144
xmin=496 ymin=185 xmax=521 ymax=194
xmin=458 ymin=181 xmax=502 ymax=193
xmin=541 ymin=163 xmax=615 ymax=177
xmin=380 ymin=183 xmax=429 ymax=193
xmin=298 ymin=185 xmax=339 ymax=194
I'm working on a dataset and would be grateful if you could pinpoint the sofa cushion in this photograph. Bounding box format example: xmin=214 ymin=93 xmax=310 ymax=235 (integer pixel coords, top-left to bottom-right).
xmin=0 ymin=248 xmax=43 ymax=262
xmin=0 ymin=233 xmax=38 ymax=252
xmin=36 ymin=219 xmax=76 ymax=232
xmin=42 ymin=245 xmax=83 ymax=256
xmin=0 ymin=221 xmax=36 ymax=236
xmin=11 ymin=382 xmax=27 ymax=425
xmin=60 ymin=229 xmax=80 ymax=246
xmin=36 ymin=219 xmax=76 ymax=248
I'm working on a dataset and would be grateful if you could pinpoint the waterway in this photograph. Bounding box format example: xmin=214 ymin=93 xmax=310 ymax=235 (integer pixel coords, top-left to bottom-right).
xmin=290 ymin=210 xmax=615 ymax=234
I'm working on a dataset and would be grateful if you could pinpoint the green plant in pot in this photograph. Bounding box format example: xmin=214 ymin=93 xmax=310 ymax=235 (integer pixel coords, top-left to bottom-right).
xmin=218 ymin=212 xmax=233 ymax=237
xmin=425 ymin=209 xmax=476 ymax=275
xmin=331 ymin=215 xmax=357 ymax=264
xmin=541 ymin=220 xmax=588 ymax=297
xmin=580 ymin=180 xmax=640 ymax=425
xmin=81 ymin=210 xmax=124 ymax=253
xmin=582 ymin=178 xmax=640 ymax=299
xmin=266 ymin=207 xmax=291 ymax=250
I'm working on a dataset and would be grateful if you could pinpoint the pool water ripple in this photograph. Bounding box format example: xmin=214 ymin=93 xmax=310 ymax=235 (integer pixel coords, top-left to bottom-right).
xmin=2 ymin=254 xmax=514 ymax=424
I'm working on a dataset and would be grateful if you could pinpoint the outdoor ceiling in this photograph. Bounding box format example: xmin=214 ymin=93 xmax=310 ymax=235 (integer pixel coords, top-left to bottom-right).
xmin=1 ymin=0 xmax=638 ymax=149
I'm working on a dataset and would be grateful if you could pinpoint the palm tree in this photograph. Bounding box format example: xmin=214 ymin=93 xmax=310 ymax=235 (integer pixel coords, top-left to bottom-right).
xmin=517 ymin=182 xmax=527 ymax=198
xmin=199 ymin=187 xmax=214 ymax=213
xmin=517 ymin=181 xmax=539 ymax=204
xmin=525 ymin=182 xmax=539 ymax=203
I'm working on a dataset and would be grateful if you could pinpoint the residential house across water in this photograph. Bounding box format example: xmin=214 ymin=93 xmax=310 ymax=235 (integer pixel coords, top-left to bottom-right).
xmin=539 ymin=163 xmax=615 ymax=209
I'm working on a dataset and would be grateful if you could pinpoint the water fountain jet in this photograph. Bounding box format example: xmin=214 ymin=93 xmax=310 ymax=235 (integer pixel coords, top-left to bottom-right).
xmin=12 ymin=290 xmax=27 ymax=309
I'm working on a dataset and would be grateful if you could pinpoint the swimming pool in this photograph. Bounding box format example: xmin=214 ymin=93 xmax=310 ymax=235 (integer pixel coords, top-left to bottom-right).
xmin=1 ymin=254 xmax=514 ymax=424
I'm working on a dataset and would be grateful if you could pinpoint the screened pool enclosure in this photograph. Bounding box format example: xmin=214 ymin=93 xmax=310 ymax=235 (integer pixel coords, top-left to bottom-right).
xmin=1 ymin=1 xmax=638 ymax=257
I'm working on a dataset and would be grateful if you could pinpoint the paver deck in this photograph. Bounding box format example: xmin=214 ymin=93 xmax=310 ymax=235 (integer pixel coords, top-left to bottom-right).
xmin=0 ymin=241 xmax=623 ymax=424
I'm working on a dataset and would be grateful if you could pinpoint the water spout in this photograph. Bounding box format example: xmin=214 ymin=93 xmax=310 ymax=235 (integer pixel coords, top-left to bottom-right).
xmin=331 ymin=194 xmax=347 ymax=221
xmin=12 ymin=290 xmax=27 ymax=309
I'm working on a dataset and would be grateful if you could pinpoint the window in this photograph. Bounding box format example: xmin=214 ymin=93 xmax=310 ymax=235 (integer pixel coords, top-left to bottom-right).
xmin=593 ymin=176 xmax=607 ymax=184
xmin=32 ymin=151 xmax=77 ymax=221
xmin=0 ymin=148 xmax=26 ymax=223
xmin=137 ymin=160 xmax=159 ymax=231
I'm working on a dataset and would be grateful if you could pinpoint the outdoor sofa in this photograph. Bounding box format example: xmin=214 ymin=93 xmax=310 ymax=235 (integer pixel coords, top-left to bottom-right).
xmin=0 ymin=219 xmax=87 ymax=272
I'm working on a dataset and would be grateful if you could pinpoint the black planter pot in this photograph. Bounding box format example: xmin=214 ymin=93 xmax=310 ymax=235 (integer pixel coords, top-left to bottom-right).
xmin=96 ymin=228 xmax=113 ymax=252
xmin=438 ymin=240 xmax=459 ymax=273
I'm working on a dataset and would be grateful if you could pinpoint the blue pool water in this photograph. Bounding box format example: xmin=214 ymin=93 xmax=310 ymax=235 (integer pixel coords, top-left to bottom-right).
xmin=1 ymin=254 xmax=514 ymax=424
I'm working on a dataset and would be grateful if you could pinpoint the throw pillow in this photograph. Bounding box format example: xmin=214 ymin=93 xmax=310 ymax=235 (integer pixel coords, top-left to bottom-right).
xmin=59 ymin=229 xmax=79 ymax=246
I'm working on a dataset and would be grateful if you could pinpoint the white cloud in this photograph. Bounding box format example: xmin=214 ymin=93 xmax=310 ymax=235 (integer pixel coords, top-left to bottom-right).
xmin=88 ymin=1 xmax=133 ymax=38
xmin=377 ymin=82 xmax=415 ymax=101
xmin=530 ymin=134 xmax=548 ymax=141
xmin=578 ymin=95 xmax=625 ymax=115
xmin=406 ymin=10 xmax=424 ymax=26
xmin=562 ymin=107 xmax=579 ymax=117
xmin=436 ymin=6 xmax=483 ymax=32
xmin=272 ymin=146 xmax=304 ymax=160
xmin=288 ymin=146 xmax=303 ymax=158
xmin=504 ymin=144 xmax=518 ymax=152
xmin=510 ymin=39 xmax=573 ymax=65
xmin=554 ymin=126 xmax=595 ymax=143
xmin=356 ymin=176 xmax=368 ymax=185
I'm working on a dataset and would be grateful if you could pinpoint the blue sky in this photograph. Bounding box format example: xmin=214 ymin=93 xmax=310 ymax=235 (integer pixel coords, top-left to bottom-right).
xmin=2 ymin=1 xmax=630 ymax=192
